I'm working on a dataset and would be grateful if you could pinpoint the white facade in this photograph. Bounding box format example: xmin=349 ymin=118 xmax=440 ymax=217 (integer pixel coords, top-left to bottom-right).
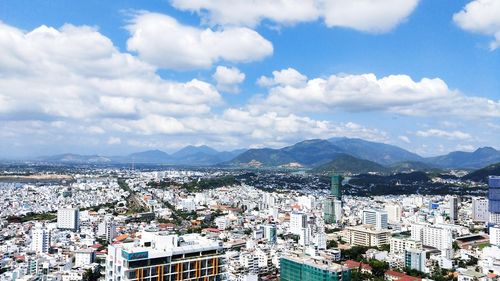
xmin=472 ymin=198 xmax=489 ymax=222
xmin=405 ymin=248 xmax=426 ymax=273
xmin=74 ymin=249 xmax=96 ymax=268
xmin=31 ymin=224 xmax=50 ymax=254
xmin=363 ymin=209 xmax=388 ymax=230
xmin=57 ymin=208 xmax=80 ymax=231
xmin=385 ymin=204 xmax=401 ymax=223
xmin=490 ymin=226 xmax=500 ymax=247
xmin=290 ymin=212 xmax=307 ymax=235
xmin=390 ymin=236 xmax=422 ymax=254
xmin=98 ymin=218 xmax=117 ymax=243
xmin=413 ymin=224 xmax=453 ymax=250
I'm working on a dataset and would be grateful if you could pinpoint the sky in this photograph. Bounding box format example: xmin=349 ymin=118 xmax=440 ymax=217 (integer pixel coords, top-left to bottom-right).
xmin=0 ymin=0 xmax=499 ymax=158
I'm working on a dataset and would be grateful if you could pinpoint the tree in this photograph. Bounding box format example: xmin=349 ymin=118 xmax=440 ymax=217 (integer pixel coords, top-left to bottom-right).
xmin=327 ymin=239 xmax=338 ymax=249
xmin=369 ymin=260 xmax=389 ymax=278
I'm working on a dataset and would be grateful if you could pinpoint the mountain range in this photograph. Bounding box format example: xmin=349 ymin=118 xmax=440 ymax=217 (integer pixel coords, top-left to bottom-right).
xmin=33 ymin=137 xmax=500 ymax=172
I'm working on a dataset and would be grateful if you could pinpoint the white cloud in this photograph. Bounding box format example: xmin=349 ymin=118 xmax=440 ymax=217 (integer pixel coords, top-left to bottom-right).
xmin=416 ymin=129 xmax=472 ymax=140
xmin=171 ymin=0 xmax=420 ymax=32
xmin=126 ymin=12 xmax=273 ymax=70
xmin=456 ymin=144 xmax=475 ymax=151
xmin=323 ymin=0 xmax=419 ymax=33
xmin=252 ymin=68 xmax=500 ymax=118
xmin=399 ymin=135 xmax=411 ymax=143
xmin=212 ymin=66 xmax=245 ymax=93
xmin=453 ymin=0 xmax=500 ymax=50
xmin=257 ymin=68 xmax=307 ymax=87
xmin=107 ymin=137 xmax=122 ymax=145
xmin=0 ymin=22 xmax=221 ymax=121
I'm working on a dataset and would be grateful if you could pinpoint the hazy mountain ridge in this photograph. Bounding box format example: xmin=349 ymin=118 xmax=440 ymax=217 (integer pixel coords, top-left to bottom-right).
xmin=35 ymin=138 xmax=500 ymax=170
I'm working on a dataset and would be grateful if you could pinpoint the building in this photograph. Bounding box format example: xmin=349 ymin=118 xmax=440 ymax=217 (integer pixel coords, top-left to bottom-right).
xmin=106 ymin=230 xmax=225 ymax=281
xmin=490 ymin=226 xmax=500 ymax=246
xmin=323 ymin=198 xmax=342 ymax=225
xmin=405 ymin=249 xmax=426 ymax=273
xmin=31 ymin=224 xmax=50 ymax=254
xmin=345 ymin=225 xmax=390 ymax=247
xmin=74 ymin=248 xmax=96 ymax=268
xmin=98 ymin=217 xmax=117 ymax=243
xmin=472 ymin=197 xmax=489 ymax=222
xmin=385 ymin=204 xmax=401 ymax=224
xmin=489 ymin=176 xmax=500 ymax=225
xmin=411 ymin=224 xmax=453 ymax=251
xmin=330 ymin=175 xmax=343 ymax=200
xmin=362 ymin=209 xmax=388 ymax=230
xmin=280 ymin=254 xmax=351 ymax=281
xmin=449 ymin=196 xmax=459 ymax=223
xmin=290 ymin=212 xmax=307 ymax=235
xmin=57 ymin=207 xmax=80 ymax=231
xmin=390 ymin=235 xmax=423 ymax=254
xmin=262 ymin=224 xmax=276 ymax=243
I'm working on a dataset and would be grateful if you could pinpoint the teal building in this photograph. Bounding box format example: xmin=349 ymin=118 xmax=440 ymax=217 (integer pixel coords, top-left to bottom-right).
xmin=280 ymin=255 xmax=351 ymax=281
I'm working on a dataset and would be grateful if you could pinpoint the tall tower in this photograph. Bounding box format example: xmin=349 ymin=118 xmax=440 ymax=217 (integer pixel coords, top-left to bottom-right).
xmin=330 ymin=175 xmax=343 ymax=200
xmin=489 ymin=176 xmax=500 ymax=225
xmin=324 ymin=175 xmax=343 ymax=224
xmin=449 ymin=196 xmax=458 ymax=223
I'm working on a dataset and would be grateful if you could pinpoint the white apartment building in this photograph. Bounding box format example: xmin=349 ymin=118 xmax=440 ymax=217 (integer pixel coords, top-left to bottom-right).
xmin=412 ymin=224 xmax=453 ymax=250
xmin=385 ymin=204 xmax=402 ymax=223
xmin=57 ymin=207 xmax=80 ymax=231
xmin=390 ymin=236 xmax=423 ymax=254
xmin=74 ymin=248 xmax=96 ymax=268
xmin=31 ymin=224 xmax=50 ymax=254
xmin=472 ymin=198 xmax=489 ymax=222
xmin=289 ymin=212 xmax=307 ymax=235
xmin=490 ymin=226 xmax=500 ymax=247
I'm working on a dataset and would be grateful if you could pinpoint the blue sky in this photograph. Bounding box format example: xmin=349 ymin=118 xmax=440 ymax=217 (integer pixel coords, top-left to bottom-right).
xmin=0 ymin=0 xmax=499 ymax=158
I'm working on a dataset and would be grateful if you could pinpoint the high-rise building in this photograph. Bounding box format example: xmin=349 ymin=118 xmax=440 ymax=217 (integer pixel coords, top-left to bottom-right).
xmin=385 ymin=204 xmax=401 ymax=223
xmin=449 ymin=196 xmax=458 ymax=223
xmin=106 ymin=231 xmax=224 ymax=281
xmin=330 ymin=175 xmax=343 ymax=199
xmin=280 ymin=254 xmax=351 ymax=281
xmin=488 ymin=176 xmax=500 ymax=225
xmin=98 ymin=217 xmax=117 ymax=243
xmin=405 ymin=249 xmax=426 ymax=273
xmin=490 ymin=226 xmax=500 ymax=246
xmin=57 ymin=207 xmax=80 ymax=231
xmin=290 ymin=212 xmax=307 ymax=235
xmin=31 ymin=224 xmax=50 ymax=254
xmin=262 ymin=224 xmax=277 ymax=243
xmin=472 ymin=197 xmax=489 ymax=222
xmin=412 ymin=224 xmax=452 ymax=251
xmin=323 ymin=199 xmax=342 ymax=224
xmin=362 ymin=209 xmax=388 ymax=230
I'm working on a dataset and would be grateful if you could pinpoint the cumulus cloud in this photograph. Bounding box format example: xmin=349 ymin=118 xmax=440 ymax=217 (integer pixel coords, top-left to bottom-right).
xmin=0 ymin=21 xmax=393 ymax=155
xmin=126 ymin=12 xmax=273 ymax=70
xmin=171 ymin=0 xmax=419 ymax=32
xmin=212 ymin=66 xmax=245 ymax=93
xmin=453 ymin=0 xmax=500 ymax=50
xmin=0 ymin=22 xmax=221 ymax=121
xmin=252 ymin=68 xmax=500 ymax=118
xmin=416 ymin=129 xmax=472 ymax=140
xmin=399 ymin=135 xmax=411 ymax=143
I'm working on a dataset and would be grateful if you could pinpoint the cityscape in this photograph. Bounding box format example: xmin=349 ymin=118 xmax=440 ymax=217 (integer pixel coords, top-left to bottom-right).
xmin=1 ymin=1 xmax=500 ymax=281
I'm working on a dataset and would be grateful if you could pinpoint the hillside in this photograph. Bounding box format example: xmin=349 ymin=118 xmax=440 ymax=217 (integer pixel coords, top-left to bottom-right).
xmin=425 ymin=147 xmax=500 ymax=169
xmin=310 ymin=154 xmax=389 ymax=175
xmin=328 ymin=137 xmax=423 ymax=165
xmin=462 ymin=162 xmax=500 ymax=183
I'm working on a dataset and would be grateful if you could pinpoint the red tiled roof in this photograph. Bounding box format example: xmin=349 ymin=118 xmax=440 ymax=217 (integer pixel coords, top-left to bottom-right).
xmin=344 ymin=260 xmax=372 ymax=271
xmin=385 ymin=270 xmax=421 ymax=281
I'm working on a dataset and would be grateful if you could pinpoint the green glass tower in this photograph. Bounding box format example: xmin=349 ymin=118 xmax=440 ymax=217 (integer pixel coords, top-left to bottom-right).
xmin=331 ymin=175 xmax=343 ymax=199
xmin=280 ymin=256 xmax=351 ymax=281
